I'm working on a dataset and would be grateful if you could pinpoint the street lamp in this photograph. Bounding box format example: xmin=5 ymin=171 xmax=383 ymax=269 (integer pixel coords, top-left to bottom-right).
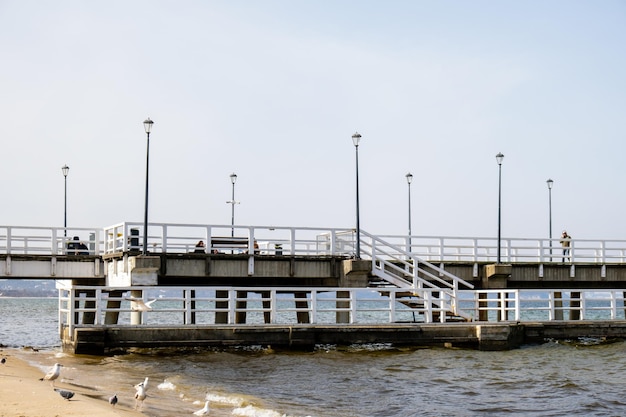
xmin=496 ymin=152 xmax=504 ymax=263
xmin=547 ymin=178 xmax=554 ymax=258
xmin=227 ymin=173 xmax=238 ymax=237
xmin=61 ymin=165 xmax=69 ymax=237
xmin=406 ymin=172 xmax=413 ymax=252
xmin=352 ymin=132 xmax=362 ymax=259
xmin=142 ymin=117 xmax=154 ymax=255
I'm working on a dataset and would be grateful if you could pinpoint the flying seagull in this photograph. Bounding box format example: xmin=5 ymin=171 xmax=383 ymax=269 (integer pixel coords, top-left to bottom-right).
xmin=39 ymin=363 xmax=62 ymax=387
xmin=126 ymin=297 xmax=157 ymax=312
xmin=193 ymin=400 xmax=210 ymax=416
xmin=54 ymin=388 xmax=75 ymax=400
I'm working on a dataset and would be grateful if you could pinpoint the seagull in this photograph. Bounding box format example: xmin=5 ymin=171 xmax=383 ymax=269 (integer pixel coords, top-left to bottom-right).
xmin=134 ymin=382 xmax=147 ymax=410
xmin=1 ymin=357 xmax=6 ymax=364
xmin=54 ymin=388 xmax=75 ymax=400
xmin=193 ymin=400 xmax=210 ymax=415
xmin=39 ymin=363 xmax=62 ymax=387
xmin=126 ymin=297 xmax=157 ymax=312
xmin=109 ymin=393 xmax=118 ymax=406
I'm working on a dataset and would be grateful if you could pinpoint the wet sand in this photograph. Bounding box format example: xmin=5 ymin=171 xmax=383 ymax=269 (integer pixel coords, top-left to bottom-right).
xmin=0 ymin=349 xmax=145 ymax=417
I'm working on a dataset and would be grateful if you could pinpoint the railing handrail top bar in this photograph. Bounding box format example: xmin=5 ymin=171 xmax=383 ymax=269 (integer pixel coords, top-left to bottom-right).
xmin=104 ymin=222 xmax=354 ymax=233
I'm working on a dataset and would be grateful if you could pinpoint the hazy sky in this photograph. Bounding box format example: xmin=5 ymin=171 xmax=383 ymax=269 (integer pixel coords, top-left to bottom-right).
xmin=1 ymin=1 xmax=625 ymax=240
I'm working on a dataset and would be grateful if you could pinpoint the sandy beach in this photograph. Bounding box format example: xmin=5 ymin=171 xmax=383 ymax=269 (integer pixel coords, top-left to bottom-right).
xmin=0 ymin=349 xmax=145 ymax=417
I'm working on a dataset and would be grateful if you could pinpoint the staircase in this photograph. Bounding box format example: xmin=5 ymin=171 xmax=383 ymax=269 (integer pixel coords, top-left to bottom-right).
xmin=356 ymin=230 xmax=475 ymax=323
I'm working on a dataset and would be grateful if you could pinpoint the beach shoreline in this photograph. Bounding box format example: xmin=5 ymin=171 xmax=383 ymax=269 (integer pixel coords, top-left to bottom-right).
xmin=0 ymin=348 xmax=145 ymax=417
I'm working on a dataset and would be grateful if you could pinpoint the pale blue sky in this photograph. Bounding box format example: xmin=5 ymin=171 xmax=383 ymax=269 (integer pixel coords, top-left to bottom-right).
xmin=1 ymin=1 xmax=625 ymax=240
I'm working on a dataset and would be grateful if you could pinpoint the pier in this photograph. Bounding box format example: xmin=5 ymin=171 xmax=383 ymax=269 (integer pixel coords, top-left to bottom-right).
xmin=4 ymin=222 xmax=626 ymax=353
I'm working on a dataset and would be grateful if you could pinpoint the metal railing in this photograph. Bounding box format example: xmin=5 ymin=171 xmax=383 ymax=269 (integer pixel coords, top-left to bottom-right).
xmin=371 ymin=234 xmax=626 ymax=264
xmin=458 ymin=289 xmax=626 ymax=322
xmin=0 ymin=226 xmax=102 ymax=255
xmin=102 ymin=222 xmax=355 ymax=256
xmin=3 ymin=222 xmax=626 ymax=264
xmin=58 ymin=286 xmax=461 ymax=338
xmin=59 ymin=286 xmax=626 ymax=339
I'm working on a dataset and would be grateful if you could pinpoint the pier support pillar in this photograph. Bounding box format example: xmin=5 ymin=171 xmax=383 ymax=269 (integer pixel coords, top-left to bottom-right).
xmin=482 ymin=264 xmax=512 ymax=321
xmin=570 ymin=291 xmax=581 ymax=320
xmin=337 ymin=291 xmax=350 ymax=324
xmin=236 ymin=291 xmax=248 ymax=324
xmin=105 ymin=290 xmax=123 ymax=325
xmin=130 ymin=290 xmax=143 ymax=325
xmin=295 ymin=292 xmax=310 ymax=324
xmin=215 ymin=290 xmax=228 ymax=324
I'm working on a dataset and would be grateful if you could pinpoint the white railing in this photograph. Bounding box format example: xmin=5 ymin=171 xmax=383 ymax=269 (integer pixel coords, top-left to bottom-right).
xmin=372 ymin=234 xmax=626 ymax=264
xmin=458 ymin=289 xmax=626 ymax=321
xmin=102 ymin=222 xmax=355 ymax=256
xmin=0 ymin=226 xmax=103 ymax=255
xmin=3 ymin=223 xmax=626 ymax=265
xmin=59 ymin=286 xmax=626 ymax=338
xmin=58 ymin=286 xmax=460 ymax=338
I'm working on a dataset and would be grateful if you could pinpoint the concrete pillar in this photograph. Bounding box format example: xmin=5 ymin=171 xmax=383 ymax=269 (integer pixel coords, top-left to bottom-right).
xmin=478 ymin=293 xmax=489 ymax=321
xmin=215 ymin=290 xmax=229 ymax=324
xmin=236 ymin=290 xmax=248 ymax=324
xmin=260 ymin=291 xmax=271 ymax=324
xmin=336 ymin=291 xmax=350 ymax=324
xmin=570 ymin=291 xmax=581 ymax=320
xmin=130 ymin=290 xmax=143 ymax=325
xmin=554 ymin=292 xmax=564 ymax=320
xmin=82 ymin=290 xmax=96 ymax=324
xmin=481 ymin=264 xmax=511 ymax=322
xmin=295 ymin=292 xmax=310 ymax=324
xmin=104 ymin=290 xmax=123 ymax=325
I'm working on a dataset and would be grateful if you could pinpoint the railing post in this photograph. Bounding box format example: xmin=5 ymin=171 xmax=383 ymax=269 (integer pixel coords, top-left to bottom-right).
xmin=69 ymin=289 xmax=76 ymax=337
xmin=94 ymin=289 xmax=102 ymax=325
xmin=310 ymin=290 xmax=318 ymax=324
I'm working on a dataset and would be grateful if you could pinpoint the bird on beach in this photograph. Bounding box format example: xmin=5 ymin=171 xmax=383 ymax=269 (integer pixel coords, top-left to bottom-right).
xmin=39 ymin=363 xmax=62 ymax=387
xmin=54 ymin=388 xmax=75 ymax=400
xmin=126 ymin=297 xmax=157 ymax=312
xmin=193 ymin=400 xmax=210 ymax=415
xmin=134 ymin=382 xmax=147 ymax=410
xmin=109 ymin=393 xmax=118 ymax=406
xmin=1 ymin=357 xmax=6 ymax=364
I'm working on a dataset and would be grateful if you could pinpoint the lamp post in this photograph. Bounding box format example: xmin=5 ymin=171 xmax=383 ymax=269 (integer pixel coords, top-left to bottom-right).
xmin=547 ymin=178 xmax=554 ymax=258
xmin=352 ymin=132 xmax=362 ymax=259
xmin=142 ymin=117 xmax=154 ymax=255
xmin=495 ymin=152 xmax=504 ymax=263
xmin=61 ymin=165 xmax=69 ymax=237
xmin=406 ymin=172 xmax=413 ymax=252
xmin=228 ymin=173 xmax=238 ymax=237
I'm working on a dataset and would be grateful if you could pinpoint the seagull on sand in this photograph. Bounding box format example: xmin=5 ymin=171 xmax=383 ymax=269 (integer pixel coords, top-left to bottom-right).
xmin=1 ymin=357 xmax=6 ymax=364
xmin=39 ymin=363 xmax=62 ymax=387
xmin=109 ymin=393 xmax=118 ymax=406
xmin=134 ymin=380 xmax=148 ymax=410
xmin=126 ymin=297 xmax=157 ymax=312
xmin=193 ymin=400 xmax=210 ymax=415
xmin=54 ymin=388 xmax=75 ymax=400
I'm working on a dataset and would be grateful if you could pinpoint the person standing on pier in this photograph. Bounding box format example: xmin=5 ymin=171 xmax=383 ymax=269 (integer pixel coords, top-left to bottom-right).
xmin=560 ymin=230 xmax=571 ymax=262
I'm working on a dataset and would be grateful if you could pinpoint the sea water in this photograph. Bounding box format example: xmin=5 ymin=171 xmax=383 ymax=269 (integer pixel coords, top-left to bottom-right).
xmin=2 ymin=297 xmax=626 ymax=417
